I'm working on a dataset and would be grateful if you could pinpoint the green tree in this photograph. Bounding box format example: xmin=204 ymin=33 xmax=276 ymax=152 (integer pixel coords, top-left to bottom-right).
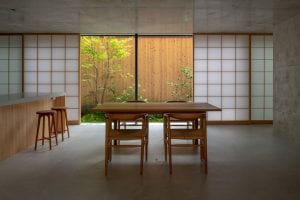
xmin=81 ymin=36 xmax=132 ymax=104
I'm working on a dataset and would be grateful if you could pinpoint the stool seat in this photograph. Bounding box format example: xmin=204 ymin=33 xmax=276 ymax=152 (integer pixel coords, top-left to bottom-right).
xmin=51 ymin=107 xmax=67 ymax=110
xmin=51 ymin=107 xmax=70 ymax=141
xmin=36 ymin=110 xmax=56 ymax=115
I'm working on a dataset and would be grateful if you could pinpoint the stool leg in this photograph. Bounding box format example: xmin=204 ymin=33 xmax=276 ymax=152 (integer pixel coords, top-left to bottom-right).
xmin=51 ymin=113 xmax=58 ymax=145
xmin=34 ymin=115 xmax=41 ymax=150
xmin=60 ymin=110 xmax=64 ymax=141
xmin=42 ymin=116 xmax=45 ymax=145
xmin=48 ymin=115 xmax=52 ymax=150
xmin=64 ymin=110 xmax=70 ymax=138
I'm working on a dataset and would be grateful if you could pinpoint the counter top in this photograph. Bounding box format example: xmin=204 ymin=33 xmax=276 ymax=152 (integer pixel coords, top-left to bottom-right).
xmin=0 ymin=92 xmax=66 ymax=107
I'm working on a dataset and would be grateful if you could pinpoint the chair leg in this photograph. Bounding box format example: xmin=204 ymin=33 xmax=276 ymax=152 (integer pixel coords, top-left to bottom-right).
xmin=47 ymin=115 xmax=52 ymax=150
xmin=34 ymin=116 xmax=41 ymax=150
xmin=168 ymin=138 xmax=172 ymax=175
xmin=163 ymin=117 xmax=167 ymax=161
xmin=105 ymin=138 xmax=109 ymax=176
xmin=140 ymin=138 xmax=144 ymax=175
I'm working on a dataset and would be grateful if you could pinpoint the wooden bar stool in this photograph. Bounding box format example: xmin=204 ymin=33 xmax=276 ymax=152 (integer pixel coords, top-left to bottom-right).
xmin=51 ymin=107 xmax=70 ymax=141
xmin=34 ymin=110 xmax=58 ymax=150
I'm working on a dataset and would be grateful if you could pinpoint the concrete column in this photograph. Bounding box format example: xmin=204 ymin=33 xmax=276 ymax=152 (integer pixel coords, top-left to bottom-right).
xmin=274 ymin=14 xmax=300 ymax=141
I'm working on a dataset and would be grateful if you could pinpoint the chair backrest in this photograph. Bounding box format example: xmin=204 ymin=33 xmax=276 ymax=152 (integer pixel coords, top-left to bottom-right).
xmin=166 ymin=113 xmax=206 ymax=121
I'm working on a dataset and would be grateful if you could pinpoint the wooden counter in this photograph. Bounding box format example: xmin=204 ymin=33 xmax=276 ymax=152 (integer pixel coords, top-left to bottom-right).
xmin=0 ymin=93 xmax=66 ymax=160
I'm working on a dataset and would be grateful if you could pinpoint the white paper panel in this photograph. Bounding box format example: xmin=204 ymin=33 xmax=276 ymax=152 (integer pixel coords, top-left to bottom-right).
xmin=222 ymin=109 xmax=235 ymax=120
xmin=52 ymin=72 xmax=65 ymax=84
xmin=236 ymin=85 xmax=249 ymax=96
xmin=222 ymin=35 xmax=235 ymax=47
xmin=38 ymin=60 xmax=51 ymax=71
xmin=38 ymin=48 xmax=51 ymax=59
xmin=38 ymin=84 xmax=51 ymax=93
xmin=208 ymin=85 xmax=221 ymax=96
xmin=66 ymin=97 xmax=79 ymax=108
xmin=66 ymin=84 xmax=78 ymax=96
xmin=0 ymin=72 xmax=8 ymax=83
xmin=208 ymin=36 xmax=221 ymax=47
xmin=38 ymin=35 xmax=51 ymax=47
xmin=208 ymin=97 xmax=221 ymax=108
xmin=9 ymin=48 xmax=22 ymax=59
xmin=251 ymin=84 xmax=264 ymax=96
xmin=236 ymin=72 xmax=249 ymax=84
xmin=265 ymin=97 xmax=273 ymax=108
xmin=66 ymin=48 xmax=78 ymax=59
xmin=25 ymin=72 xmax=37 ymax=84
xmin=251 ymin=36 xmax=264 ymax=47
xmin=194 ymin=96 xmax=207 ymax=103
xmin=194 ymin=72 xmax=207 ymax=84
xmin=52 ymin=84 xmax=65 ymax=93
xmin=251 ymin=48 xmax=264 ymax=59
xmin=9 ymin=84 xmax=21 ymax=94
xmin=194 ymin=35 xmax=207 ymax=47
xmin=24 ymin=35 xmax=37 ymax=47
xmin=265 ymin=72 xmax=273 ymax=84
xmin=9 ymin=72 xmax=21 ymax=84
xmin=9 ymin=60 xmax=22 ymax=71
xmin=236 ymin=60 xmax=249 ymax=71
xmin=264 ymin=109 xmax=273 ymax=120
xmin=52 ymin=60 xmax=65 ymax=71
xmin=222 ymin=60 xmax=235 ymax=71
xmin=0 ymin=36 xmax=8 ymax=47
xmin=67 ymin=108 xmax=79 ymax=120
xmin=66 ymin=72 xmax=78 ymax=84
xmin=236 ymin=35 xmax=249 ymax=47
xmin=236 ymin=48 xmax=248 ymax=59
xmin=38 ymin=72 xmax=51 ymax=84
xmin=52 ymin=48 xmax=65 ymax=59
xmin=251 ymin=109 xmax=264 ymax=120
xmin=24 ymin=48 xmax=37 ymax=59
xmin=251 ymin=72 xmax=264 ymax=84
xmin=252 ymin=97 xmax=264 ymax=108
xmin=251 ymin=60 xmax=264 ymax=71
xmin=222 ymin=97 xmax=235 ymax=108
xmin=208 ymin=48 xmax=221 ymax=59
xmin=0 ymin=85 xmax=8 ymax=94
xmin=265 ymin=85 xmax=273 ymax=96
xmin=265 ymin=48 xmax=273 ymax=59
xmin=236 ymin=109 xmax=249 ymax=120
xmin=208 ymin=60 xmax=221 ymax=71
xmin=194 ymin=48 xmax=207 ymax=59
xmin=236 ymin=97 xmax=249 ymax=108
xmin=0 ymin=60 xmax=8 ymax=71
xmin=0 ymin=48 xmax=8 ymax=59
xmin=66 ymin=60 xmax=78 ymax=71
xmin=52 ymin=35 xmax=65 ymax=47
xmin=222 ymin=72 xmax=235 ymax=84
xmin=222 ymin=48 xmax=235 ymax=59
xmin=222 ymin=85 xmax=235 ymax=96
xmin=10 ymin=36 xmax=22 ymax=47
xmin=24 ymin=84 xmax=37 ymax=93
xmin=208 ymin=72 xmax=221 ymax=84
xmin=66 ymin=35 xmax=79 ymax=47
xmin=194 ymin=60 xmax=207 ymax=71
xmin=194 ymin=84 xmax=207 ymax=96
xmin=208 ymin=111 xmax=221 ymax=120
xmin=265 ymin=60 xmax=273 ymax=72
xmin=265 ymin=36 xmax=273 ymax=47
xmin=24 ymin=60 xmax=37 ymax=71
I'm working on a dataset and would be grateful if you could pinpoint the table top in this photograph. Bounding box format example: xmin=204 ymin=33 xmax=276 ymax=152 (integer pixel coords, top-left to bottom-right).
xmin=92 ymin=102 xmax=221 ymax=114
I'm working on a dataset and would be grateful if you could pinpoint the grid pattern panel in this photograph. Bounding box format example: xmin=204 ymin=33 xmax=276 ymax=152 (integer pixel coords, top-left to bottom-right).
xmin=251 ymin=35 xmax=273 ymax=120
xmin=0 ymin=35 xmax=22 ymax=95
xmin=194 ymin=34 xmax=250 ymax=121
xmin=24 ymin=34 xmax=80 ymax=122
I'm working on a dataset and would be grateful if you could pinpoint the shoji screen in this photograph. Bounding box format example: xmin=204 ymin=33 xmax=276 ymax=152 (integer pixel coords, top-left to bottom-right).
xmin=24 ymin=34 xmax=80 ymax=123
xmin=251 ymin=35 xmax=273 ymax=120
xmin=0 ymin=35 xmax=22 ymax=95
xmin=194 ymin=34 xmax=250 ymax=121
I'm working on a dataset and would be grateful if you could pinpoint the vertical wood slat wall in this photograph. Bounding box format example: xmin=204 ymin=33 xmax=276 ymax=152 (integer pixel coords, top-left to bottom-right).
xmin=23 ymin=34 xmax=80 ymax=124
xmin=194 ymin=33 xmax=273 ymax=123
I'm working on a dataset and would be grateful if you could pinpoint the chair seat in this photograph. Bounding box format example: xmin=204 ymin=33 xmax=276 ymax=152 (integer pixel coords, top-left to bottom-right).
xmin=109 ymin=130 xmax=146 ymax=140
xmin=170 ymin=129 xmax=203 ymax=139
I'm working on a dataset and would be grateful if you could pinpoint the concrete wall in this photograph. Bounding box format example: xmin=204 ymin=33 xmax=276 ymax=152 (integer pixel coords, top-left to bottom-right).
xmin=274 ymin=14 xmax=300 ymax=141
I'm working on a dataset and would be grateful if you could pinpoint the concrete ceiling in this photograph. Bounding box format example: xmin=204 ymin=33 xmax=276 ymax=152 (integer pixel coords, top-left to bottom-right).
xmin=0 ymin=0 xmax=299 ymax=34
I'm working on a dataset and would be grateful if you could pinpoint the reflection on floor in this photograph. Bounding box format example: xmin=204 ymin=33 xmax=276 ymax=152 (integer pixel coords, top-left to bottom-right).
xmin=0 ymin=123 xmax=300 ymax=200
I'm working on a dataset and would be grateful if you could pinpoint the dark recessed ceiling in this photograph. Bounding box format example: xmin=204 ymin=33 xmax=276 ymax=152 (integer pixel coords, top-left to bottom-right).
xmin=0 ymin=0 xmax=299 ymax=34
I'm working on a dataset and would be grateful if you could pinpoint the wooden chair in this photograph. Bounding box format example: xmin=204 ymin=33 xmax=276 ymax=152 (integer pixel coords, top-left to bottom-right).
xmin=105 ymin=113 xmax=148 ymax=176
xmin=165 ymin=113 xmax=207 ymax=174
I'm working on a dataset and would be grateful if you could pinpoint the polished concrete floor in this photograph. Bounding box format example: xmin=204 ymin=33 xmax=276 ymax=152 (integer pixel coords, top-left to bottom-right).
xmin=0 ymin=124 xmax=300 ymax=200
